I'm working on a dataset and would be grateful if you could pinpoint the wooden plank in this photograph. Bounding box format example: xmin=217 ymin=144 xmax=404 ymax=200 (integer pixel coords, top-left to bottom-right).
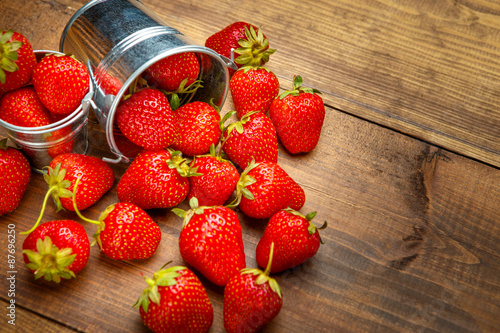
xmin=0 ymin=0 xmax=499 ymax=332
xmin=0 ymin=299 xmax=74 ymax=332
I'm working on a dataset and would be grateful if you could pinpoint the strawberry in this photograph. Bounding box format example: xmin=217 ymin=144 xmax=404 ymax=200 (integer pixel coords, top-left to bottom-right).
xmin=173 ymin=197 xmax=246 ymax=286
xmin=115 ymin=88 xmax=178 ymax=150
xmin=188 ymin=145 xmax=239 ymax=206
xmin=0 ymin=139 xmax=31 ymax=215
xmin=269 ymin=75 xmax=325 ymax=154
xmin=170 ymin=101 xmax=221 ymax=157
xmin=256 ymin=208 xmax=326 ymax=273
xmin=230 ymin=66 xmax=280 ymax=119
xmin=134 ymin=264 xmax=214 ymax=333
xmin=221 ymin=111 xmax=278 ymax=169
xmin=72 ymin=179 xmax=161 ymax=260
xmin=117 ymin=149 xmax=194 ymax=210
xmin=229 ymin=160 xmax=305 ymax=219
xmin=32 ymin=54 xmax=90 ymax=115
xmin=223 ymin=243 xmax=283 ymax=332
xmin=0 ymin=86 xmax=51 ymax=127
xmin=22 ymin=220 xmax=90 ymax=283
xmin=45 ymin=153 xmax=115 ymax=211
xmin=45 ymin=125 xmax=74 ymax=159
xmin=0 ymin=30 xmax=37 ymax=95
xmin=205 ymin=22 xmax=275 ymax=75
xmin=144 ymin=52 xmax=200 ymax=92
xmin=97 ymin=70 xmax=122 ymax=96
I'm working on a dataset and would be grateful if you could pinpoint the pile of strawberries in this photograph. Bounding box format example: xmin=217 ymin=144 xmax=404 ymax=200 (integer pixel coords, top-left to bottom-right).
xmin=0 ymin=21 xmax=326 ymax=333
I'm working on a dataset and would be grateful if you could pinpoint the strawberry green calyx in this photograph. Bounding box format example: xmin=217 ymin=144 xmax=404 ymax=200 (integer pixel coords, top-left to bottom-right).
xmin=172 ymin=197 xmax=208 ymax=228
xmin=241 ymin=242 xmax=282 ymax=298
xmin=162 ymin=78 xmax=204 ymax=111
xmin=0 ymin=30 xmax=22 ymax=84
xmin=226 ymin=159 xmax=258 ymax=208
xmin=166 ymin=149 xmax=201 ymax=177
xmin=222 ymin=110 xmax=260 ymax=141
xmin=44 ymin=163 xmax=74 ymax=211
xmin=278 ymin=75 xmax=322 ymax=100
xmin=22 ymin=236 xmax=77 ymax=283
xmin=235 ymin=26 xmax=276 ymax=68
xmin=133 ymin=264 xmax=185 ymax=313
xmin=282 ymin=207 xmax=328 ymax=243
xmin=21 ymin=163 xmax=73 ymax=235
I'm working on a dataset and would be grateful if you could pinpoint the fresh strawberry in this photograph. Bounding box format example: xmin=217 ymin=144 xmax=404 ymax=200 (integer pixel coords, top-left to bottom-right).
xmin=0 ymin=86 xmax=51 ymax=127
xmin=144 ymin=52 xmax=200 ymax=92
xmin=0 ymin=139 xmax=31 ymax=215
xmin=205 ymin=22 xmax=275 ymax=75
xmin=188 ymin=145 xmax=239 ymax=206
xmin=229 ymin=160 xmax=305 ymax=219
xmin=223 ymin=243 xmax=283 ymax=332
xmin=0 ymin=30 xmax=37 ymax=95
xmin=45 ymin=125 xmax=74 ymax=159
xmin=44 ymin=153 xmax=115 ymax=211
xmin=113 ymin=127 xmax=144 ymax=159
xmin=22 ymin=220 xmax=90 ymax=283
xmin=116 ymin=88 xmax=178 ymax=150
xmin=221 ymin=111 xmax=278 ymax=169
xmin=170 ymin=101 xmax=221 ymax=156
xmin=256 ymin=208 xmax=326 ymax=273
xmin=173 ymin=197 xmax=246 ymax=286
xmin=230 ymin=66 xmax=280 ymax=119
xmin=72 ymin=179 xmax=161 ymax=260
xmin=269 ymin=75 xmax=325 ymax=154
xmin=97 ymin=70 xmax=122 ymax=96
xmin=32 ymin=54 xmax=90 ymax=115
xmin=117 ymin=149 xmax=194 ymax=210
xmin=134 ymin=264 xmax=214 ymax=333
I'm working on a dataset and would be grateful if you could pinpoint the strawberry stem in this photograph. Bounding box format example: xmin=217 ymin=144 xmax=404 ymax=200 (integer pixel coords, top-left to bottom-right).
xmin=21 ymin=185 xmax=59 ymax=235
xmin=72 ymin=178 xmax=100 ymax=226
xmin=263 ymin=242 xmax=274 ymax=276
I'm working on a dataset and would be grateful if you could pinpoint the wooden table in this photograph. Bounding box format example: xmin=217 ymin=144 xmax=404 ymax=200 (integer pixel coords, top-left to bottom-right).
xmin=1 ymin=0 xmax=499 ymax=332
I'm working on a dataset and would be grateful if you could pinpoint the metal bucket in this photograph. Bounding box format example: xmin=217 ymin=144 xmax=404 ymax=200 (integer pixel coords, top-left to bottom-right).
xmin=0 ymin=51 xmax=90 ymax=172
xmin=60 ymin=0 xmax=236 ymax=163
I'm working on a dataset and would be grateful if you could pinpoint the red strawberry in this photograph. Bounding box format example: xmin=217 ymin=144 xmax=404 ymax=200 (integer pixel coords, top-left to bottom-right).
xmin=205 ymin=22 xmax=275 ymax=75
xmin=173 ymin=197 xmax=246 ymax=286
xmin=32 ymin=54 xmax=90 ymax=115
xmin=72 ymin=180 xmax=161 ymax=260
xmin=230 ymin=66 xmax=280 ymax=119
xmin=0 ymin=139 xmax=31 ymax=215
xmin=97 ymin=70 xmax=122 ymax=96
xmin=229 ymin=160 xmax=305 ymax=219
xmin=188 ymin=145 xmax=239 ymax=206
xmin=0 ymin=86 xmax=51 ymax=127
xmin=45 ymin=125 xmax=74 ymax=159
xmin=256 ymin=208 xmax=326 ymax=273
xmin=116 ymin=88 xmax=178 ymax=150
xmin=221 ymin=111 xmax=278 ymax=169
xmin=0 ymin=30 xmax=37 ymax=95
xmin=134 ymin=264 xmax=214 ymax=333
xmin=170 ymin=101 xmax=221 ymax=156
xmin=269 ymin=75 xmax=325 ymax=154
xmin=117 ymin=149 xmax=194 ymax=210
xmin=144 ymin=52 xmax=200 ymax=92
xmin=22 ymin=220 xmax=90 ymax=283
xmin=223 ymin=243 xmax=283 ymax=332
xmin=44 ymin=153 xmax=115 ymax=212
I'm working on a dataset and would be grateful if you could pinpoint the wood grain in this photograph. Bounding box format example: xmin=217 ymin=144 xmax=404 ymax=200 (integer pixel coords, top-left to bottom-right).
xmin=0 ymin=0 xmax=499 ymax=332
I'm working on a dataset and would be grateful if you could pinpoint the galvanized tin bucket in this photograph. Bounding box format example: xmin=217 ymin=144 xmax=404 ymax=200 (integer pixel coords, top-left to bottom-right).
xmin=60 ymin=0 xmax=236 ymax=163
xmin=0 ymin=51 xmax=91 ymax=172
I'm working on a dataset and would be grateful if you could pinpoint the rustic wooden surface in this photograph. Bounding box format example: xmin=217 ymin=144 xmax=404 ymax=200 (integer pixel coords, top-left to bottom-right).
xmin=1 ymin=0 xmax=499 ymax=332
